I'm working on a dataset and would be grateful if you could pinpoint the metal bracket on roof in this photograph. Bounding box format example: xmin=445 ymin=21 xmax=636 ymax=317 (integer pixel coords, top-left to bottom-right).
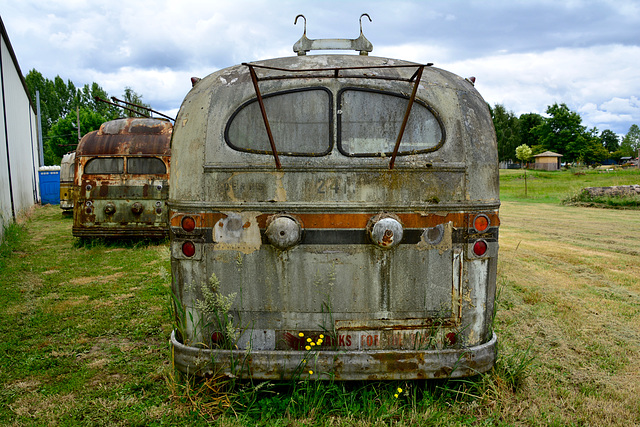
xmin=293 ymin=14 xmax=374 ymax=56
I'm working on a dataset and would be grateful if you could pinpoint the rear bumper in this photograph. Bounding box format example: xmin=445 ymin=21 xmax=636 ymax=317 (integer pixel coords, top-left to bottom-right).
xmin=72 ymin=226 xmax=168 ymax=238
xmin=171 ymin=330 xmax=497 ymax=380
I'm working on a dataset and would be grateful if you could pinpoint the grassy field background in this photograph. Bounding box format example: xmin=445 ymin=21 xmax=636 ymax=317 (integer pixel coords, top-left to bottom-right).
xmin=1 ymin=168 xmax=639 ymax=425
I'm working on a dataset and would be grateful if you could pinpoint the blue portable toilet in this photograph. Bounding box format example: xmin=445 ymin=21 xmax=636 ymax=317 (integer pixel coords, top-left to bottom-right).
xmin=39 ymin=166 xmax=61 ymax=204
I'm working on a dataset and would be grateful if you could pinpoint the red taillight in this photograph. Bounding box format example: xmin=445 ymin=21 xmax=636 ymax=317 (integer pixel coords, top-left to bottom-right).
xmin=473 ymin=214 xmax=489 ymax=232
xmin=182 ymin=241 xmax=196 ymax=257
xmin=473 ymin=240 xmax=488 ymax=257
xmin=181 ymin=216 xmax=196 ymax=232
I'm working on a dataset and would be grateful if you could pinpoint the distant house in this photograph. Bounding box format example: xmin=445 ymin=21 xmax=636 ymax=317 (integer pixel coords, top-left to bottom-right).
xmin=533 ymin=151 xmax=563 ymax=171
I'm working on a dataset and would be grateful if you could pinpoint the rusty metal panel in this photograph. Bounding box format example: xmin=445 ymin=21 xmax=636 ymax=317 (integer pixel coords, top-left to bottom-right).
xmin=169 ymin=51 xmax=499 ymax=380
xmin=76 ymin=118 xmax=172 ymax=157
xmin=72 ymin=118 xmax=172 ymax=238
xmin=172 ymin=330 xmax=497 ymax=380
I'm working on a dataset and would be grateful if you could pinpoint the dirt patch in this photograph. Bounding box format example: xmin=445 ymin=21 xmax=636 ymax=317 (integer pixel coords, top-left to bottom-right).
xmin=69 ymin=272 xmax=124 ymax=286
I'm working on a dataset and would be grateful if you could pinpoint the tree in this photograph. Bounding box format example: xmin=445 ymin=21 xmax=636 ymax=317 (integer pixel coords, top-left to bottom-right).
xmin=518 ymin=112 xmax=543 ymax=149
xmin=600 ymin=129 xmax=620 ymax=152
xmin=620 ymin=124 xmax=640 ymax=159
xmin=120 ymin=87 xmax=151 ymax=118
xmin=45 ymin=108 xmax=109 ymax=164
xmin=25 ymin=69 xmax=151 ymax=164
xmin=491 ymin=104 xmax=520 ymax=162
xmin=515 ymin=144 xmax=533 ymax=197
xmin=579 ymin=128 xmax=608 ymax=165
xmin=515 ymin=144 xmax=533 ymax=165
xmin=532 ymin=103 xmax=588 ymax=162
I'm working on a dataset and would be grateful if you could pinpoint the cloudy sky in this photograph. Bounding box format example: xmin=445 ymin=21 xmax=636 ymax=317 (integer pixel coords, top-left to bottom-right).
xmin=2 ymin=0 xmax=640 ymax=135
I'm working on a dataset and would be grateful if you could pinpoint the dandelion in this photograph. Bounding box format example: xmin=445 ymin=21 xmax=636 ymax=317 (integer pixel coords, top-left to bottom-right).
xmin=317 ymin=339 xmax=323 ymax=345
xmin=310 ymin=342 xmax=315 ymax=346
xmin=319 ymin=334 xmax=325 ymax=339
xmin=397 ymin=387 xmax=403 ymax=393
xmin=298 ymin=332 xmax=304 ymax=337
xmin=307 ymin=337 xmax=312 ymax=342
xmin=305 ymin=345 xmax=311 ymax=351
xmin=394 ymin=394 xmax=399 ymax=398
xmin=308 ymin=370 xmax=314 ymax=375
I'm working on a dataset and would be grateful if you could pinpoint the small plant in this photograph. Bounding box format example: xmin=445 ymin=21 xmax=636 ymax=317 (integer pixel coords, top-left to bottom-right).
xmin=0 ymin=221 xmax=26 ymax=269
xmin=195 ymin=273 xmax=239 ymax=349
xmin=515 ymin=144 xmax=533 ymax=197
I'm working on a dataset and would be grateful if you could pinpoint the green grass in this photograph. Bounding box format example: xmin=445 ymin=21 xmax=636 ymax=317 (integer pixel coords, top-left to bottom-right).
xmin=2 ymin=165 xmax=640 ymax=425
xmin=499 ymin=167 xmax=640 ymax=203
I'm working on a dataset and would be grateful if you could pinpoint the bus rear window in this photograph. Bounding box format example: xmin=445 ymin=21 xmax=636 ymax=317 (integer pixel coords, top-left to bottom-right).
xmin=338 ymin=89 xmax=444 ymax=156
xmin=127 ymin=157 xmax=167 ymax=174
xmin=225 ymin=88 xmax=332 ymax=156
xmin=84 ymin=157 xmax=124 ymax=174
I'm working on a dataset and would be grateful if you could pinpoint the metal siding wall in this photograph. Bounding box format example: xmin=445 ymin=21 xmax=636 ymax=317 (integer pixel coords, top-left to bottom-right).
xmin=0 ymin=30 xmax=40 ymax=242
xmin=0 ymin=35 xmax=12 ymax=240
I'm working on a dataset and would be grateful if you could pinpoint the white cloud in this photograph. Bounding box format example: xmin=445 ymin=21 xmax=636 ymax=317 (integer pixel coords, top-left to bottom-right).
xmin=2 ymin=0 xmax=640 ymax=135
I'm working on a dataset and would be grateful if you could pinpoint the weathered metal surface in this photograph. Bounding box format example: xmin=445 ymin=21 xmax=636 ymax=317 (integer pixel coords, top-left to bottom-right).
xmin=76 ymin=118 xmax=172 ymax=157
xmin=172 ymin=330 xmax=497 ymax=380
xmin=293 ymin=14 xmax=373 ymax=56
xmin=169 ymin=49 xmax=499 ymax=379
xmin=60 ymin=151 xmax=76 ymax=211
xmin=72 ymin=118 xmax=172 ymax=238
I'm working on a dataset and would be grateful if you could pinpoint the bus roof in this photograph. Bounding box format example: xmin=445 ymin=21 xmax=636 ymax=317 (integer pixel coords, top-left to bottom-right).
xmin=76 ymin=118 xmax=172 ymax=157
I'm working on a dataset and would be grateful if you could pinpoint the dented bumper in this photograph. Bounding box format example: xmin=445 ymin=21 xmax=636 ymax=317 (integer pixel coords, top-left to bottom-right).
xmin=171 ymin=330 xmax=497 ymax=380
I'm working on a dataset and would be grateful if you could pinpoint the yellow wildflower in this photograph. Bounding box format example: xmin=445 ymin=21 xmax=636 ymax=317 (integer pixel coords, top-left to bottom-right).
xmin=319 ymin=334 xmax=325 ymax=339
xmin=394 ymin=394 xmax=399 ymax=398
xmin=305 ymin=345 xmax=311 ymax=351
xmin=310 ymin=342 xmax=315 ymax=346
xmin=397 ymin=387 xmax=403 ymax=393
xmin=317 ymin=339 xmax=323 ymax=345
xmin=298 ymin=332 xmax=304 ymax=337
xmin=307 ymin=337 xmax=312 ymax=342
xmin=308 ymin=370 xmax=314 ymax=375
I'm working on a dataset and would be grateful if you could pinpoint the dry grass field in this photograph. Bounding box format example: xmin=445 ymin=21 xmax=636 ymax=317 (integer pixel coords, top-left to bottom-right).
xmin=493 ymin=201 xmax=640 ymax=425
xmin=1 ymin=168 xmax=639 ymax=425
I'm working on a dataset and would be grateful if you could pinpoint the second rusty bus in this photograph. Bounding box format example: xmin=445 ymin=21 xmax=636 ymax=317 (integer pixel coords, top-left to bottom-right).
xmin=72 ymin=117 xmax=172 ymax=238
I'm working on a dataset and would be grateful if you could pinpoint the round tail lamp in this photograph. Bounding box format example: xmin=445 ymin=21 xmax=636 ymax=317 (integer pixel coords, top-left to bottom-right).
xmin=473 ymin=240 xmax=488 ymax=257
xmin=367 ymin=214 xmax=403 ymax=249
xmin=181 ymin=216 xmax=196 ymax=232
xmin=104 ymin=203 xmax=116 ymax=215
xmin=131 ymin=202 xmax=144 ymax=215
xmin=473 ymin=214 xmax=490 ymax=232
xmin=182 ymin=241 xmax=196 ymax=257
xmin=265 ymin=215 xmax=302 ymax=250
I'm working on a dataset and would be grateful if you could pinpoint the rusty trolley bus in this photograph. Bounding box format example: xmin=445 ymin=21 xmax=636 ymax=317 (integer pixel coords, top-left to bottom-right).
xmin=170 ymin=17 xmax=499 ymax=380
xmin=60 ymin=151 xmax=76 ymax=212
xmin=72 ymin=117 xmax=172 ymax=238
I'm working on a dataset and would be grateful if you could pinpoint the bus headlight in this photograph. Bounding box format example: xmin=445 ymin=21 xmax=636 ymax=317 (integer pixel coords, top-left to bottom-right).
xmin=368 ymin=214 xmax=403 ymax=248
xmin=104 ymin=202 xmax=116 ymax=215
xmin=131 ymin=202 xmax=144 ymax=215
xmin=266 ymin=215 xmax=302 ymax=250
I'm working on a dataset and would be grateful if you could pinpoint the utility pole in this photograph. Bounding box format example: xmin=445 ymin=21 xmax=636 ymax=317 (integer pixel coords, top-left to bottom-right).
xmin=76 ymin=107 xmax=81 ymax=142
xmin=36 ymin=91 xmax=44 ymax=166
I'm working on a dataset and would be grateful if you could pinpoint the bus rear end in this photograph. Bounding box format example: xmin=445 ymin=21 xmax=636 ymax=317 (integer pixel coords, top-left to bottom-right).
xmin=73 ymin=118 xmax=172 ymax=239
xmin=170 ymin=30 xmax=498 ymax=380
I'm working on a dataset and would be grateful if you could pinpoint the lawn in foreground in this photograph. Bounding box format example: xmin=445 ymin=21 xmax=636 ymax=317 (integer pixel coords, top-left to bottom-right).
xmin=0 ymin=199 xmax=639 ymax=425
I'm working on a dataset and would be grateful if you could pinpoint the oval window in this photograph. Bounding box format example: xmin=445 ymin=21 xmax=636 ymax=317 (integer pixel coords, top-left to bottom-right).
xmin=338 ymin=88 xmax=444 ymax=156
xmin=225 ymin=88 xmax=332 ymax=156
xmin=84 ymin=157 xmax=124 ymax=174
xmin=127 ymin=157 xmax=167 ymax=174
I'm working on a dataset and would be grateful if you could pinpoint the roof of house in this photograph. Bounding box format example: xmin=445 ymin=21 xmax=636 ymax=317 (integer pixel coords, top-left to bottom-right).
xmin=534 ymin=151 xmax=563 ymax=158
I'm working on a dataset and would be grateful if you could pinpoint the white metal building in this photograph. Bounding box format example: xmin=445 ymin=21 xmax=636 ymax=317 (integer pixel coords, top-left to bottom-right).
xmin=0 ymin=16 xmax=41 ymax=242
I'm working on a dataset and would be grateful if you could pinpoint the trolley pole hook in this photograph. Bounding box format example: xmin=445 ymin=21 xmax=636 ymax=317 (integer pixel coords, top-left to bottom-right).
xmin=294 ymin=14 xmax=307 ymax=36
xmin=359 ymin=13 xmax=372 ymax=36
